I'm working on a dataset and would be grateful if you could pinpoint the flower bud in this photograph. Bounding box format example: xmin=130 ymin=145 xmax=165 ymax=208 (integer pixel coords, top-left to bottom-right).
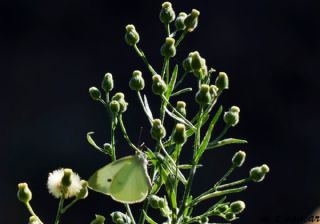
xmin=76 ymin=180 xmax=88 ymax=199
xmin=183 ymin=54 xmax=193 ymax=73
xmin=101 ymin=73 xmax=114 ymax=92
xmin=191 ymin=51 xmax=202 ymax=71
xmin=129 ymin=70 xmax=145 ymax=91
xmin=172 ymin=123 xmax=187 ymax=144
xmin=190 ymin=52 xmax=207 ymax=79
xmin=176 ymin=101 xmax=186 ymax=117
xmin=223 ymin=106 xmax=240 ymax=127
xmin=103 ymin=143 xmax=112 ymax=155
xmin=159 ymin=2 xmax=175 ymax=24
xmin=225 ymin=212 xmax=236 ymax=221
xmin=61 ymin=168 xmax=73 ymax=188
xmin=109 ymin=100 xmax=121 ymax=115
xmin=230 ymin=201 xmax=246 ymax=214
xmin=90 ymin=215 xmax=106 ymax=224
xmin=249 ymin=164 xmax=270 ymax=182
xmin=125 ymin=24 xmax=140 ymax=46
xmin=151 ymin=119 xmax=166 ymax=141
xmin=195 ymin=84 xmax=212 ymax=106
xmin=149 ymin=195 xmax=165 ymax=209
xmin=232 ymin=150 xmax=246 ymax=167
xmin=215 ymin=72 xmax=229 ymax=90
xmin=184 ymin=9 xmax=200 ymax=32
xmin=215 ymin=204 xmax=229 ymax=214
xmin=17 ymin=183 xmax=32 ymax=203
xmin=111 ymin=92 xmax=128 ymax=113
xmin=161 ymin=37 xmax=176 ymax=58
xmin=200 ymin=216 xmax=209 ymax=224
xmin=175 ymin=12 xmax=187 ymax=30
xmin=89 ymin=87 xmax=101 ymax=101
xmin=29 ymin=216 xmax=41 ymax=224
xmin=152 ymin=75 xmax=167 ymax=95
xmin=111 ymin=211 xmax=130 ymax=224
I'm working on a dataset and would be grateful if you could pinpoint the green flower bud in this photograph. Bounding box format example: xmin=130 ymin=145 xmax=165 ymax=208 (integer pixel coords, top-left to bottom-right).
xmin=101 ymin=73 xmax=114 ymax=92
xmin=191 ymin=51 xmax=202 ymax=70
xmin=112 ymin=92 xmax=128 ymax=113
xmin=29 ymin=216 xmax=41 ymax=224
xmin=184 ymin=9 xmax=200 ymax=32
xmin=200 ymin=216 xmax=209 ymax=224
xmin=125 ymin=24 xmax=140 ymax=46
xmin=195 ymin=84 xmax=212 ymax=105
xmin=175 ymin=12 xmax=187 ymax=30
xmin=172 ymin=123 xmax=187 ymax=144
xmin=151 ymin=119 xmax=166 ymax=141
xmin=230 ymin=200 xmax=246 ymax=214
xmin=111 ymin=211 xmax=130 ymax=224
xmin=61 ymin=168 xmax=73 ymax=187
xmin=225 ymin=212 xmax=236 ymax=221
xmin=223 ymin=106 xmax=240 ymax=127
xmin=191 ymin=52 xmax=207 ymax=79
xmin=90 ymin=214 xmax=106 ymax=224
xmin=109 ymin=100 xmax=121 ymax=115
xmin=159 ymin=2 xmax=175 ymax=24
xmin=89 ymin=87 xmax=101 ymax=101
xmin=215 ymin=72 xmax=229 ymax=90
xmin=215 ymin=204 xmax=229 ymax=214
xmin=152 ymin=75 xmax=167 ymax=95
xmin=176 ymin=101 xmax=187 ymax=117
xmin=149 ymin=195 xmax=165 ymax=209
xmin=160 ymin=37 xmax=176 ymax=58
xmin=17 ymin=183 xmax=32 ymax=203
xmin=129 ymin=70 xmax=145 ymax=91
xmin=103 ymin=143 xmax=112 ymax=155
xmin=76 ymin=180 xmax=88 ymax=199
xmin=249 ymin=164 xmax=270 ymax=182
xmin=232 ymin=150 xmax=246 ymax=167
xmin=209 ymin=85 xmax=218 ymax=96
xmin=183 ymin=54 xmax=193 ymax=73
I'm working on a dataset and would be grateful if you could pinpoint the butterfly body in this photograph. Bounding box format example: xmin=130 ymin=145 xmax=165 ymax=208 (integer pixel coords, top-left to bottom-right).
xmin=88 ymin=154 xmax=151 ymax=204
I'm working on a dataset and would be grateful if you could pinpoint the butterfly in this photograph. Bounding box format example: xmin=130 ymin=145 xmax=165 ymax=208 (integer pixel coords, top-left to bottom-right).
xmin=88 ymin=153 xmax=152 ymax=204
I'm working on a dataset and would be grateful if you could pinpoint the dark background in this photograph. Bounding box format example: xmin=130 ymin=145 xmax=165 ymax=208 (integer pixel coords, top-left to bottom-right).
xmin=1 ymin=0 xmax=320 ymax=223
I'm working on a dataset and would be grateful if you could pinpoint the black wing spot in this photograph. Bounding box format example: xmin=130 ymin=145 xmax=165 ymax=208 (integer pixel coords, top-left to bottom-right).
xmin=107 ymin=178 xmax=112 ymax=182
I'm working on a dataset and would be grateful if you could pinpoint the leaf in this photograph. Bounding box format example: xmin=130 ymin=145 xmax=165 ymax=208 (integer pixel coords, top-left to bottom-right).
xmin=165 ymin=65 xmax=178 ymax=99
xmin=86 ymin=132 xmax=105 ymax=153
xmin=178 ymin=164 xmax=202 ymax=169
xmin=171 ymin=87 xmax=192 ymax=97
xmin=165 ymin=107 xmax=196 ymax=131
xmin=195 ymin=106 xmax=223 ymax=163
xmin=143 ymin=94 xmax=154 ymax=121
xmin=207 ymin=138 xmax=248 ymax=150
xmin=143 ymin=211 xmax=158 ymax=224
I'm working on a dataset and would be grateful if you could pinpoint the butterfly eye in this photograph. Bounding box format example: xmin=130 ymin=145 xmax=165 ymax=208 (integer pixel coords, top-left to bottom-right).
xmin=107 ymin=178 xmax=112 ymax=182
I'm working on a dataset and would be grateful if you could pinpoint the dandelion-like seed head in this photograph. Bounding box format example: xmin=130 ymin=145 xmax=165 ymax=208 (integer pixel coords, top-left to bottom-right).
xmin=47 ymin=168 xmax=82 ymax=199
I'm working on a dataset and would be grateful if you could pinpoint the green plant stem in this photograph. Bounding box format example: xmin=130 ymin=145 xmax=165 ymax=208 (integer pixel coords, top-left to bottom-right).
xmin=136 ymin=91 xmax=153 ymax=125
xmin=175 ymin=30 xmax=187 ymax=47
xmin=213 ymin=166 xmax=235 ymax=189
xmin=138 ymin=200 xmax=150 ymax=224
xmin=133 ymin=45 xmax=157 ymax=76
xmin=210 ymin=125 xmax=230 ymax=145
xmin=171 ymin=88 xmax=192 ymax=97
xmin=178 ymin=107 xmax=203 ymax=220
xmin=161 ymin=58 xmax=169 ymax=80
xmin=118 ymin=115 xmax=141 ymax=153
xmin=25 ymin=202 xmax=36 ymax=217
xmin=111 ymin=117 xmax=117 ymax=161
xmin=125 ymin=203 xmax=136 ymax=224
xmin=54 ymin=197 xmax=65 ymax=224
xmin=165 ymin=23 xmax=170 ymax=37
xmin=61 ymin=198 xmax=79 ymax=214
xmin=216 ymin=178 xmax=251 ymax=190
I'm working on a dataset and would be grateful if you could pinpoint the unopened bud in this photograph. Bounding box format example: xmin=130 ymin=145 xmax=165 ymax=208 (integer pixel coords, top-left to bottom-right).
xmin=76 ymin=180 xmax=88 ymax=199
xmin=230 ymin=200 xmax=246 ymax=214
xmin=225 ymin=212 xmax=236 ymax=221
xmin=176 ymin=101 xmax=187 ymax=117
xmin=249 ymin=164 xmax=270 ymax=182
xmin=161 ymin=37 xmax=176 ymax=58
xmin=175 ymin=12 xmax=187 ymax=30
xmin=215 ymin=72 xmax=229 ymax=90
xmin=89 ymin=87 xmax=101 ymax=101
xmin=160 ymin=2 xmax=175 ymax=24
xmin=125 ymin=24 xmax=140 ymax=46
xmin=101 ymin=73 xmax=114 ymax=92
xmin=232 ymin=150 xmax=246 ymax=167
xmin=112 ymin=92 xmax=128 ymax=113
xmin=151 ymin=119 xmax=166 ymax=141
xmin=223 ymin=106 xmax=240 ymax=127
xmin=184 ymin=9 xmax=200 ymax=32
xmin=129 ymin=70 xmax=145 ymax=91
xmin=17 ymin=183 xmax=32 ymax=203
xmin=109 ymin=100 xmax=120 ymax=115
xmin=61 ymin=168 xmax=73 ymax=187
xmin=90 ymin=214 xmax=106 ymax=224
xmin=183 ymin=55 xmax=193 ymax=73
xmin=195 ymin=84 xmax=212 ymax=105
xmin=172 ymin=123 xmax=187 ymax=144
xmin=152 ymin=75 xmax=167 ymax=95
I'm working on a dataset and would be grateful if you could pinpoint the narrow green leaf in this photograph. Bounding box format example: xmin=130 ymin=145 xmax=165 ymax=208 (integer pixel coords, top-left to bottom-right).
xmin=143 ymin=94 xmax=154 ymax=121
xmin=165 ymin=107 xmax=196 ymax=131
xmin=165 ymin=65 xmax=179 ymax=99
xmin=178 ymin=164 xmax=202 ymax=169
xmin=86 ymin=132 xmax=104 ymax=152
xmin=171 ymin=87 xmax=192 ymax=97
xmin=195 ymin=106 xmax=223 ymax=163
xmin=207 ymin=138 xmax=248 ymax=150
xmin=143 ymin=211 xmax=158 ymax=224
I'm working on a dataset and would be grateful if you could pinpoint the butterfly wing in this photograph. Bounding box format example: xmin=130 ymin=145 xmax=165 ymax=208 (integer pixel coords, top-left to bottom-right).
xmin=88 ymin=156 xmax=133 ymax=195
xmin=109 ymin=155 xmax=151 ymax=203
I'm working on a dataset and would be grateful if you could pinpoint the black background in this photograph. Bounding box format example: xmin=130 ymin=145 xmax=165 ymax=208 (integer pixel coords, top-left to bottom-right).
xmin=1 ymin=0 xmax=320 ymax=223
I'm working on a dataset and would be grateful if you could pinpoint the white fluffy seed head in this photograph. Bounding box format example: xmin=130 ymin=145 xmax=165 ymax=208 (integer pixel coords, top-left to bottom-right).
xmin=47 ymin=168 xmax=82 ymax=199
